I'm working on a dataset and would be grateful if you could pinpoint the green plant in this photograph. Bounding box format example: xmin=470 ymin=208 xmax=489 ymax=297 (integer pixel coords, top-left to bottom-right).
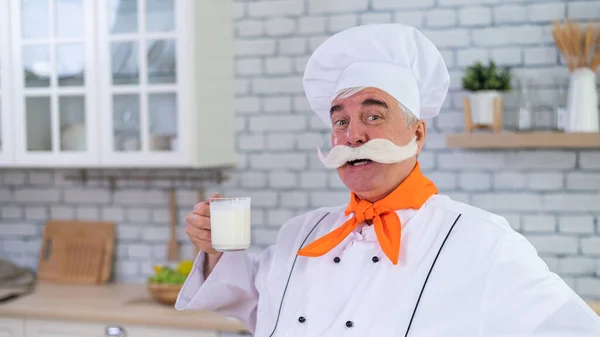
xmin=462 ymin=60 xmax=512 ymax=92
xmin=148 ymin=265 xmax=187 ymax=284
xmin=148 ymin=261 xmax=192 ymax=285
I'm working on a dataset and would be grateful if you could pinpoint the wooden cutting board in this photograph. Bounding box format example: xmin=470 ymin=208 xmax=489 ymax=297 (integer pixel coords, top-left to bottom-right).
xmin=38 ymin=220 xmax=115 ymax=285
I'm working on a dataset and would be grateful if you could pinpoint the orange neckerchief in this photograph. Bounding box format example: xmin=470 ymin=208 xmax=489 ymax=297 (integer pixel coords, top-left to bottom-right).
xmin=297 ymin=162 xmax=438 ymax=265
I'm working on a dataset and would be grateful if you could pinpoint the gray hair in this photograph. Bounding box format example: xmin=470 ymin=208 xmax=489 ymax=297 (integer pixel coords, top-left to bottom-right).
xmin=333 ymin=87 xmax=419 ymax=127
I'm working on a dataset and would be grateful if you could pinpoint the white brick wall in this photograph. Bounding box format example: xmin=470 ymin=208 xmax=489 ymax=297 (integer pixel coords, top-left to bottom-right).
xmin=559 ymin=216 xmax=595 ymax=234
xmin=559 ymin=257 xmax=595 ymax=276
xmin=459 ymin=7 xmax=492 ymax=26
xmin=493 ymin=5 xmax=527 ymax=24
xmin=64 ymin=188 xmax=111 ymax=204
xmin=426 ymin=9 xmax=457 ymax=28
xmin=373 ymin=0 xmax=434 ymax=10
xmin=237 ymin=20 xmax=264 ymax=37
xmin=528 ymin=235 xmax=578 ymax=255
xmin=14 ymin=189 xmax=61 ymax=203
xmin=247 ymin=1 xmax=304 ymax=17
xmin=309 ymin=0 xmax=368 ymax=14
xmin=527 ymin=172 xmax=563 ymax=190
xmin=299 ymin=17 xmax=326 ymax=34
xmin=522 ymin=215 xmax=556 ymax=233
xmin=2 ymin=0 xmax=600 ymax=305
xmin=529 ymin=3 xmax=566 ymax=22
xmin=568 ymin=1 xmax=600 ymax=20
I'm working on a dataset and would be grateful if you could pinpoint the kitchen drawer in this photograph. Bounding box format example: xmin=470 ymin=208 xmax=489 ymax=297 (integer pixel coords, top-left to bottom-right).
xmin=0 ymin=318 xmax=25 ymax=337
xmin=24 ymin=319 xmax=218 ymax=337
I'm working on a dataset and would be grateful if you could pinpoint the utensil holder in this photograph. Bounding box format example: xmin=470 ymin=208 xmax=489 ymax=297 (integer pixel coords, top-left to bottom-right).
xmin=566 ymin=67 xmax=599 ymax=132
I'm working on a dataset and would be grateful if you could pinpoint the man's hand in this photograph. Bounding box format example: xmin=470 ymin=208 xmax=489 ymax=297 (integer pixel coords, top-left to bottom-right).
xmin=185 ymin=193 xmax=224 ymax=277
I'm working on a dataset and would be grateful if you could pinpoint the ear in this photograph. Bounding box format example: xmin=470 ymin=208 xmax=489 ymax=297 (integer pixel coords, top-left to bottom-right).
xmin=415 ymin=120 xmax=426 ymax=154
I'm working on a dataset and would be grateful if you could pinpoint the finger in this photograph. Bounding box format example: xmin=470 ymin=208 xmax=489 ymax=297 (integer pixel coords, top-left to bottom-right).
xmin=201 ymin=193 xmax=223 ymax=205
xmin=186 ymin=213 xmax=211 ymax=230
xmin=186 ymin=222 xmax=212 ymax=241
xmin=192 ymin=202 xmax=210 ymax=217
xmin=192 ymin=193 xmax=223 ymax=216
xmin=191 ymin=236 xmax=211 ymax=247
xmin=208 ymin=193 xmax=222 ymax=201
xmin=190 ymin=227 xmax=211 ymax=241
xmin=191 ymin=236 xmax=218 ymax=253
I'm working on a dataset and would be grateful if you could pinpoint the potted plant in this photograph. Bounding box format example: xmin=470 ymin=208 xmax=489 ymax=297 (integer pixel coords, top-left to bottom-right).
xmin=462 ymin=60 xmax=512 ymax=126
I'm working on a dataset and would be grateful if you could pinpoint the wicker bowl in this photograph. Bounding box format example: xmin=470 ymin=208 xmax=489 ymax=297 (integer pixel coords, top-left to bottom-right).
xmin=147 ymin=282 xmax=183 ymax=306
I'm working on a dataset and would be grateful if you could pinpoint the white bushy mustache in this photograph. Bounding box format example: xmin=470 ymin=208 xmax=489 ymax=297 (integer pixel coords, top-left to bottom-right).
xmin=317 ymin=137 xmax=418 ymax=169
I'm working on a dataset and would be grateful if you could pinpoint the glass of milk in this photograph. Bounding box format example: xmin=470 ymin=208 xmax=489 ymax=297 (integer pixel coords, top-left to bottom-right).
xmin=209 ymin=197 xmax=251 ymax=252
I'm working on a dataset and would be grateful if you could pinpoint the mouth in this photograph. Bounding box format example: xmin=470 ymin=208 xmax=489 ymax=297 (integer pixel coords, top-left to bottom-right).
xmin=347 ymin=159 xmax=372 ymax=167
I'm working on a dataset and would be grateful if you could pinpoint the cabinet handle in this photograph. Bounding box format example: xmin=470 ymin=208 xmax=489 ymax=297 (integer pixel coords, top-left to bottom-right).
xmin=105 ymin=325 xmax=126 ymax=337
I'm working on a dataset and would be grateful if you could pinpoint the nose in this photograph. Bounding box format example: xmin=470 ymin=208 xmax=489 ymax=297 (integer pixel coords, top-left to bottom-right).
xmin=345 ymin=120 xmax=368 ymax=147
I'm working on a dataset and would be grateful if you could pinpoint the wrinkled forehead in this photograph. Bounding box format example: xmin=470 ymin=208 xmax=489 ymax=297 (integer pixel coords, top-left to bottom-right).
xmin=330 ymin=87 xmax=395 ymax=112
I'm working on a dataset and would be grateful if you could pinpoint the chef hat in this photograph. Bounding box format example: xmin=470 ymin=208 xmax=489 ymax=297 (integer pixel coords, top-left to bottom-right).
xmin=303 ymin=23 xmax=450 ymax=127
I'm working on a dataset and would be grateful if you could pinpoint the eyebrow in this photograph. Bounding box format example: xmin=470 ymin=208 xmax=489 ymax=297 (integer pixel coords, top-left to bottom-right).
xmin=329 ymin=98 xmax=390 ymax=117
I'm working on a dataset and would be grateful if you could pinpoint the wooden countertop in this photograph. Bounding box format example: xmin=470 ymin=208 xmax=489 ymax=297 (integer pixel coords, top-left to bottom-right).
xmin=0 ymin=282 xmax=248 ymax=333
xmin=1 ymin=282 xmax=598 ymax=333
xmin=589 ymin=302 xmax=600 ymax=315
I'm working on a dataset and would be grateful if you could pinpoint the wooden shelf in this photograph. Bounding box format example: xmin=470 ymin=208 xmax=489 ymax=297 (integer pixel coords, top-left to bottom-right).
xmin=446 ymin=132 xmax=600 ymax=149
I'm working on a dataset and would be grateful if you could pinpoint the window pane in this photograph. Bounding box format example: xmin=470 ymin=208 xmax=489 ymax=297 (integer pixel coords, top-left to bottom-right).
xmin=111 ymin=41 xmax=139 ymax=85
xmin=110 ymin=0 xmax=138 ymax=34
xmin=23 ymin=45 xmax=51 ymax=87
xmin=59 ymin=95 xmax=86 ymax=151
xmin=55 ymin=0 xmax=83 ymax=38
xmin=22 ymin=0 xmax=49 ymax=39
xmin=147 ymin=39 xmax=176 ymax=84
xmin=113 ymin=94 xmax=140 ymax=151
xmin=57 ymin=44 xmax=84 ymax=86
xmin=26 ymin=96 xmax=52 ymax=151
xmin=146 ymin=0 xmax=174 ymax=32
xmin=149 ymin=92 xmax=177 ymax=151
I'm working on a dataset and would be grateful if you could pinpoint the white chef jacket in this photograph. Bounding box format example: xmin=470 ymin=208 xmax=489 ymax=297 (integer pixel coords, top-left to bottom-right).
xmin=175 ymin=194 xmax=600 ymax=336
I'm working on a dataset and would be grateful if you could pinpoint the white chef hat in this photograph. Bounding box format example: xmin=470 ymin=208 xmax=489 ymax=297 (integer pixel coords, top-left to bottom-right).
xmin=303 ymin=23 xmax=450 ymax=127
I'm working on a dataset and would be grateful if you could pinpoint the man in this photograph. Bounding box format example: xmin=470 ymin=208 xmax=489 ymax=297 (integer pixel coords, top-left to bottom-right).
xmin=176 ymin=24 xmax=600 ymax=336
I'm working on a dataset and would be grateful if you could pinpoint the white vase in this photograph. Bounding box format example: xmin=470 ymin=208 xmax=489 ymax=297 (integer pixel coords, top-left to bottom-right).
xmin=566 ymin=67 xmax=599 ymax=133
xmin=469 ymin=90 xmax=501 ymax=125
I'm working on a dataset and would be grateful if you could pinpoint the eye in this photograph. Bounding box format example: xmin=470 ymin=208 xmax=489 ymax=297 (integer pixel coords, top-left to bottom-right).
xmin=367 ymin=115 xmax=381 ymax=121
xmin=333 ymin=119 xmax=347 ymax=126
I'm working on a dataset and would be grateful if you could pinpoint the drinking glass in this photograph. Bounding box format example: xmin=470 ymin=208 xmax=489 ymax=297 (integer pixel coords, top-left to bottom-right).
xmin=209 ymin=197 xmax=251 ymax=252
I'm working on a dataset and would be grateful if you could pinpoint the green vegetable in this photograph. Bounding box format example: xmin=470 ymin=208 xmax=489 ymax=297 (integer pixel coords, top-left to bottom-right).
xmin=148 ymin=265 xmax=188 ymax=285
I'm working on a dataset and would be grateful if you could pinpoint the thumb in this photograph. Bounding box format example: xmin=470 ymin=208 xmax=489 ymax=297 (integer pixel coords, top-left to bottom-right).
xmin=207 ymin=193 xmax=223 ymax=203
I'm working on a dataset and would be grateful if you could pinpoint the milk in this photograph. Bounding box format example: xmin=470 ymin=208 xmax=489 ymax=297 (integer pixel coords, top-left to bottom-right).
xmin=210 ymin=197 xmax=251 ymax=251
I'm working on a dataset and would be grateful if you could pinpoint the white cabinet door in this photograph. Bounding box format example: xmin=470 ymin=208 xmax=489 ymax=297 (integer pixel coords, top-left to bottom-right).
xmin=25 ymin=319 xmax=218 ymax=337
xmin=25 ymin=319 xmax=105 ymax=337
xmin=96 ymin=0 xmax=193 ymax=168
xmin=0 ymin=0 xmax=13 ymax=166
xmin=116 ymin=324 xmax=218 ymax=337
xmin=0 ymin=317 xmax=25 ymax=337
xmin=10 ymin=0 xmax=100 ymax=167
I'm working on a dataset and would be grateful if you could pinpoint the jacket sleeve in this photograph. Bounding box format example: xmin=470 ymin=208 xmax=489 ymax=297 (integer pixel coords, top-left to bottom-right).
xmin=480 ymin=233 xmax=600 ymax=336
xmin=175 ymin=247 xmax=274 ymax=335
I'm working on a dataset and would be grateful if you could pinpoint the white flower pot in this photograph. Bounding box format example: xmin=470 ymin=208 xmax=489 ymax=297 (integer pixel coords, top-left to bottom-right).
xmin=566 ymin=67 xmax=599 ymax=133
xmin=468 ymin=90 xmax=502 ymax=125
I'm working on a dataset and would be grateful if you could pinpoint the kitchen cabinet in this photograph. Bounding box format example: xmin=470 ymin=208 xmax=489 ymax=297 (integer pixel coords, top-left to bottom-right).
xmin=1 ymin=318 xmax=219 ymax=337
xmin=10 ymin=0 xmax=100 ymax=167
xmin=24 ymin=319 xmax=104 ymax=337
xmin=0 ymin=0 xmax=13 ymax=166
xmin=103 ymin=323 xmax=218 ymax=337
xmin=1 ymin=0 xmax=236 ymax=169
xmin=0 ymin=318 xmax=24 ymax=337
